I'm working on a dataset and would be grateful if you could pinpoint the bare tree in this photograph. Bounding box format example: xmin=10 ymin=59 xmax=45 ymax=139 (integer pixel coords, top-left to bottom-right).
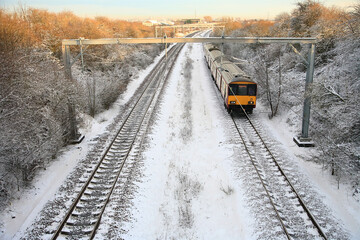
xmin=253 ymin=46 xmax=282 ymax=118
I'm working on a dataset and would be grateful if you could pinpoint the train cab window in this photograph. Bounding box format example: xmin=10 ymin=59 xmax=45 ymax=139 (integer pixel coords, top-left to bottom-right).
xmin=229 ymin=84 xmax=247 ymax=95
xmin=229 ymin=84 xmax=256 ymax=96
xmin=248 ymin=84 xmax=257 ymax=96
xmin=237 ymin=85 xmax=247 ymax=95
xmin=229 ymin=84 xmax=237 ymax=95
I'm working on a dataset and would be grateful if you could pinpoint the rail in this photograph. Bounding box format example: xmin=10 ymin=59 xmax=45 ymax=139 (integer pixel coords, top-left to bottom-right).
xmin=52 ymin=42 xmax=185 ymax=239
xmin=230 ymin=100 xmax=327 ymax=239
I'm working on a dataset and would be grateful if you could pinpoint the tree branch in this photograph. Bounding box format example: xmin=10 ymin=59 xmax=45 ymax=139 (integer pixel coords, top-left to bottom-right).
xmin=323 ymin=84 xmax=345 ymax=102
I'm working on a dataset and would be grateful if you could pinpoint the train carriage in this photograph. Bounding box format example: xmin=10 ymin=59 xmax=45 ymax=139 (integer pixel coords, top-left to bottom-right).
xmin=204 ymin=44 xmax=257 ymax=113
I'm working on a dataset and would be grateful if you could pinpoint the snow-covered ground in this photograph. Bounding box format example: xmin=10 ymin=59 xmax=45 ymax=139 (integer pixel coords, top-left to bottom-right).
xmin=121 ymin=43 xmax=254 ymax=239
xmin=0 ymin=40 xmax=359 ymax=239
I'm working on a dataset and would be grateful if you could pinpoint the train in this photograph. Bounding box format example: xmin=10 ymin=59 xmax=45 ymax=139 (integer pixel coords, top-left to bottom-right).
xmin=203 ymin=44 xmax=257 ymax=114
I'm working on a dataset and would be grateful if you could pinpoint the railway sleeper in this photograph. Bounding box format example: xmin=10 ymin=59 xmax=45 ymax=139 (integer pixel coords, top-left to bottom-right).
xmin=112 ymin=144 xmax=131 ymax=150
xmin=87 ymin=185 xmax=112 ymax=191
xmin=96 ymin=168 xmax=119 ymax=174
xmin=258 ymin=172 xmax=265 ymax=178
xmin=108 ymin=147 xmax=130 ymax=152
xmin=106 ymin=151 xmax=129 ymax=157
xmin=104 ymin=155 xmax=127 ymax=161
xmin=61 ymin=227 xmax=93 ymax=236
xmin=115 ymin=136 xmax=134 ymax=140
xmin=122 ymin=125 xmax=137 ymax=131
xmin=66 ymin=218 xmax=98 ymax=226
xmin=80 ymin=196 xmax=107 ymax=203
xmin=84 ymin=189 xmax=109 ymax=197
xmin=92 ymin=173 xmax=117 ymax=181
xmin=75 ymin=203 xmax=103 ymax=209
xmin=103 ymin=157 xmax=121 ymax=163
xmin=100 ymin=160 xmax=119 ymax=165
xmin=108 ymin=142 xmax=123 ymax=147
xmin=99 ymin=164 xmax=121 ymax=170
xmin=93 ymin=174 xmax=117 ymax=180
xmin=71 ymin=209 xmax=101 ymax=217
xmin=113 ymin=140 xmax=134 ymax=145
xmin=90 ymin=179 xmax=113 ymax=185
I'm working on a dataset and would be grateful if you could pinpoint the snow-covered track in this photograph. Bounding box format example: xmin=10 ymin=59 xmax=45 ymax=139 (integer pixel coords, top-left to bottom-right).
xmin=51 ymin=42 xmax=185 ymax=240
xmin=231 ymin=111 xmax=328 ymax=240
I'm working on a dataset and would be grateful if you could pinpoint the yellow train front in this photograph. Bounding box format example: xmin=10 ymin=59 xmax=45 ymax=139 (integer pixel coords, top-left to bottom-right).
xmin=204 ymin=44 xmax=257 ymax=114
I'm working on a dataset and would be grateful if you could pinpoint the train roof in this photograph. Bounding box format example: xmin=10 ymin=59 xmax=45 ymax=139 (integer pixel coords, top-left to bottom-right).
xmin=204 ymin=43 xmax=255 ymax=84
xmin=220 ymin=62 xmax=252 ymax=83
xmin=204 ymin=43 xmax=219 ymax=52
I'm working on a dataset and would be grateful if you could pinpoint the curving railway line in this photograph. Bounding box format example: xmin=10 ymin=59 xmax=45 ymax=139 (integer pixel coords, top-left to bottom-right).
xmin=51 ymin=39 xmax=187 ymax=239
xmin=230 ymin=107 xmax=328 ymax=239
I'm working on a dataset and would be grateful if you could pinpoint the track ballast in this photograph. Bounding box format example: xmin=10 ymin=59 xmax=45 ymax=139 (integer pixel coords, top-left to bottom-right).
xmin=51 ymin=42 xmax=185 ymax=240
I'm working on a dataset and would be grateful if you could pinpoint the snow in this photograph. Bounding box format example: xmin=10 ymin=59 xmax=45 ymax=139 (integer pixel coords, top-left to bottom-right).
xmin=0 ymin=38 xmax=359 ymax=239
xmin=121 ymin=43 xmax=253 ymax=239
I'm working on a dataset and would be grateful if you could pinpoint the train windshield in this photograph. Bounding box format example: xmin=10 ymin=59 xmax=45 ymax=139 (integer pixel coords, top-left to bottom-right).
xmin=229 ymin=84 xmax=257 ymax=96
xmin=248 ymin=84 xmax=257 ymax=96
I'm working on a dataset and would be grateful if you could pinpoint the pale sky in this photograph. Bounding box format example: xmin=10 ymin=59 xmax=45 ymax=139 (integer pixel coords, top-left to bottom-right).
xmin=0 ymin=0 xmax=357 ymax=20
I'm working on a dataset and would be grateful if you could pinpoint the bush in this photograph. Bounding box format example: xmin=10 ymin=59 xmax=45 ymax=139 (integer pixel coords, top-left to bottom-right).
xmin=0 ymin=48 xmax=73 ymax=197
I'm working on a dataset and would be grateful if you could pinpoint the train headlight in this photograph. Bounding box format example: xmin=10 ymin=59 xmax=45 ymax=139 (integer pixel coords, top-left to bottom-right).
xmin=248 ymin=101 xmax=254 ymax=105
xmin=230 ymin=101 xmax=236 ymax=104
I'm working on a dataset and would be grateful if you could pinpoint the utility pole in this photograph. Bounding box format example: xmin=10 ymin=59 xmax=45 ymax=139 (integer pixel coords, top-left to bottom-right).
xmin=62 ymin=44 xmax=84 ymax=144
xmin=293 ymin=43 xmax=316 ymax=147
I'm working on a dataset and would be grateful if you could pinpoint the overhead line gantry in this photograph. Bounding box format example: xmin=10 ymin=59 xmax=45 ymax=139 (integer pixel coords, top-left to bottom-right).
xmin=62 ymin=36 xmax=317 ymax=147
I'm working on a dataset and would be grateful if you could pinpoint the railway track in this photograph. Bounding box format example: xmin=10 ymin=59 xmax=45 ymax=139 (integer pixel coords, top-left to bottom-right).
xmin=230 ymin=108 xmax=328 ymax=240
xmin=51 ymin=41 xmax=186 ymax=239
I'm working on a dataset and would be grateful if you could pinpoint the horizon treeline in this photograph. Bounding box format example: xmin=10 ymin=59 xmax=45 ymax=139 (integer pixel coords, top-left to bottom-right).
xmin=0 ymin=6 xmax=154 ymax=58
xmin=1 ymin=1 xmax=358 ymax=58
xmin=216 ymin=0 xmax=359 ymax=38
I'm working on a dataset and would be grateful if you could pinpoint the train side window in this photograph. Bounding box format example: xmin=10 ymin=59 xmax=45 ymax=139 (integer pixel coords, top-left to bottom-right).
xmin=248 ymin=85 xmax=257 ymax=96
